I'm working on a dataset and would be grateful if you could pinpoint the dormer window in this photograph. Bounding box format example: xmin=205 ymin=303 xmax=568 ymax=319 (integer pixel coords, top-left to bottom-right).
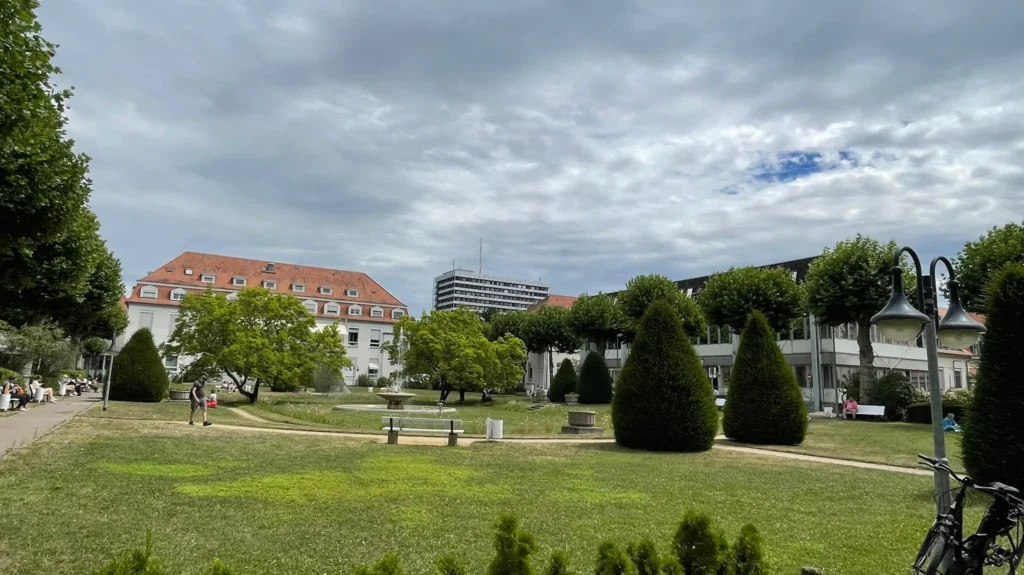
xmin=262 ymin=280 xmax=277 ymax=290
xmin=139 ymin=286 xmax=158 ymax=299
xmin=319 ymin=286 xmax=333 ymax=295
xmin=170 ymin=288 xmax=187 ymax=302
xmin=266 ymin=263 xmax=276 ymax=273
xmin=200 ymin=274 xmax=216 ymax=283
xmin=324 ymin=303 xmax=341 ymax=315
xmin=391 ymin=309 xmax=404 ymax=319
xmin=348 ymin=305 xmax=362 ymax=316
xmin=292 ymin=283 xmax=305 ymax=293
xmin=345 ymin=288 xmax=359 ymax=297
xmin=302 ymin=300 xmax=318 ymax=314
xmin=370 ymin=307 xmax=384 ymax=318
xmin=232 ymin=277 xmax=246 ymax=287
xmin=184 ymin=268 xmax=193 ymax=276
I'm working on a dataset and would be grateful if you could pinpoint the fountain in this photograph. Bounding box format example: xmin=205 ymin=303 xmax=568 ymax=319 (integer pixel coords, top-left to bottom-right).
xmin=333 ymin=380 xmax=456 ymax=414
xmin=375 ymin=383 xmax=415 ymax=410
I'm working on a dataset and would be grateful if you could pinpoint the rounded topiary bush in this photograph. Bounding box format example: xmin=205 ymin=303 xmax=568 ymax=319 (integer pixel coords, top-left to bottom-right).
xmin=962 ymin=263 xmax=1024 ymax=489
xmin=548 ymin=359 xmax=578 ymax=403
xmin=578 ymin=351 xmax=612 ymax=404
xmin=110 ymin=329 xmax=169 ymax=402
xmin=723 ymin=311 xmax=807 ymax=445
xmin=870 ymin=371 xmax=921 ymax=421
xmin=612 ymin=300 xmax=718 ymax=452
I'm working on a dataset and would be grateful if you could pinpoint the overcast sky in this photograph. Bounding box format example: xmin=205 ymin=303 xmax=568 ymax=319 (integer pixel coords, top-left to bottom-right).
xmin=39 ymin=0 xmax=1024 ymax=314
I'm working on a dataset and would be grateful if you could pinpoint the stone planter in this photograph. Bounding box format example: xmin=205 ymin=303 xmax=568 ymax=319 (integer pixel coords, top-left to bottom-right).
xmin=568 ymin=410 xmax=596 ymax=427
xmin=565 ymin=393 xmax=579 ymax=405
xmin=169 ymin=389 xmax=189 ymax=401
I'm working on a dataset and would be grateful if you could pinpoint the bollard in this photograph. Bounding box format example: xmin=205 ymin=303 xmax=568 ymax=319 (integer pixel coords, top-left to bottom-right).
xmin=448 ymin=432 xmax=458 ymax=446
xmin=387 ymin=430 xmax=399 ymax=445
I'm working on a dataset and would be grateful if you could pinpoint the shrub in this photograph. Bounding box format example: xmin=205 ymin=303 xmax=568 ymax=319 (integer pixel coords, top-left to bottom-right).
xmin=548 ymin=359 xmax=578 ymax=403
xmin=660 ymin=557 xmax=683 ymax=575
xmin=91 ymin=531 xmax=167 ymax=575
xmin=201 ymin=560 xmax=238 ymax=575
xmin=110 ymin=329 xmax=169 ymax=402
xmin=722 ymin=311 xmax=807 ymax=445
xmin=729 ymin=524 xmax=768 ymax=575
xmin=839 ymin=371 xmax=863 ymax=402
xmin=612 ymin=300 xmax=718 ymax=452
xmin=626 ymin=539 xmax=660 ymax=575
xmin=577 ymin=351 xmax=613 ymax=404
xmin=672 ymin=510 xmax=728 ymax=575
xmin=354 ymin=553 xmax=404 ymax=575
xmin=943 ymin=387 xmax=974 ymax=405
xmin=906 ymin=401 xmax=969 ymax=424
xmin=870 ymin=371 xmax=921 ymax=421
xmin=546 ymin=552 xmax=572 ymax=575
xmin=488 ymin=514 xmax=536 ymax=575
xmin=357 ymin=374 xmax=374 ymax=387
xmin=63 ymin=369 xmax=88 ymax=379
xmin=434 ymin=555 xmax=467 ymax=575
xmin=963 ymin=263 xmax=1024 ymax=488
xmin=0 ymin=367 xmax=20 ymax=383
xmin=595 ymin=542 xmax=636 ymax=575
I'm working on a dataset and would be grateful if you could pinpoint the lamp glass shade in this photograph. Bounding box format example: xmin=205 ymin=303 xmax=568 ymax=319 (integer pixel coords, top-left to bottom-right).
xmin=936 ymin=291 xmax=985 ymax=349
xmin=938 ymin=329 xmax=980 ymax=350
xmin=877 ymin=318 xmax=927 ymax=343
xmin=871 ymin=277 xmax=930 ymax=343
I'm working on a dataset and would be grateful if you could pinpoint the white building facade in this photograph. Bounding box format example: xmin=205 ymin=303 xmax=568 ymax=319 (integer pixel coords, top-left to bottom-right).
xmin=118 ymin=252 xmax=408 ymax=385
xmin=433 ymin=269 xmax=550 ymax=313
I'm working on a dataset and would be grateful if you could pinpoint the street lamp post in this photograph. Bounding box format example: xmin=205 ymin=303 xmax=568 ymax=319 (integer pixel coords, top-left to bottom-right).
xmin=102 ymin=335 xmax=118 ymax=411
xmin=870 ymin=247 xmax=986 ymax=514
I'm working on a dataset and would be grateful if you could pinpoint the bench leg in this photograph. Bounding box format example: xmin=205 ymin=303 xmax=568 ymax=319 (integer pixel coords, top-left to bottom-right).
xmin=387 ymin=430 xmax=399 ymax=445
xmin=447 ymin=432 xmax=458 ymax=447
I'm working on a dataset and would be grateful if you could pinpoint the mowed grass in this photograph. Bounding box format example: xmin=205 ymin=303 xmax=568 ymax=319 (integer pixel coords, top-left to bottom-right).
xmin=0 ymin=417 xmax=940 ymax=575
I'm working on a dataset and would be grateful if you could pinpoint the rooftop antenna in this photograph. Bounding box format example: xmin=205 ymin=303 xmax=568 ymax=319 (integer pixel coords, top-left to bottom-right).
xmin=478 ymin=238 xmax=483 ymax=274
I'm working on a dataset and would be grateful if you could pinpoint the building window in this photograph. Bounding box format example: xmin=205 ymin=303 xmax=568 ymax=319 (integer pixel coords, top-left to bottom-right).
xmin=170 ymin=288 xmax=186 ymax=302
xmin=370 ymin=328 xmax=381 ymax=348
xmin=232 ymin=277 xmax=246 ymax=287
xmin=200 ymin=274 xmax=215 ymax=283
xmin=392 ymin=309 xmax=404 ymax=319
xmin=349 ymin=305 xmax=362 ymax=316
xmin=368 ymin=362 xmax=380 ymax=380
xmin=909 ymin=370 xmax=930 ymax=390
xmin=324 ymin=303 xmax=340 ymax=315
xmin=346 ymin=288 xmax=359 ymax=297
xmin=319 ymin=286 xmax=333 ymax=295
xmin=370 ymin=307 xmax=384 ymax=318
xmin=954 ymin=369 xmax=964 ymax=389
xmin=292 ymin=283 xmax=305 ymax=293
xmin=347 ymin=328 xmax=359 ymax=347
xmin=164 ymin=355 xmax=178 ymax=369
xmin=139 ymin=311 xmax=154 ymax=331
xmin=140 ymin=286 xmax=158 ymax=299
xmin=262 ymin=280 xmax=277 ymax=290
xmin=168 ymin=313 xmax=178 ymax=336
xmin=302 ymin=300 xmax=318 ymax=314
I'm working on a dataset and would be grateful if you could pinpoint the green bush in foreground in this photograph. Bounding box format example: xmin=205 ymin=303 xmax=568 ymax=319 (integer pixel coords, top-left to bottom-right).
xmin=110 ymin=329 xmax=168 ymax=403
xmin=548 ymin=358 xmax=578 ymax=403
xmin=613 ymin=300 xmax=718 ymax=452
xmin=488 ymin=514 xmax=537 ymax=575
xmin=577 ymin=351 xmax=613 ymax=404
xmin=729 ymin=524 xmax=768 ymax=575
xmin=673 ymin=510 xmax=728 ymax=575
xmin=595 ymin=542 xmax=636 ymax=575
xmin=723 ymin=311 xmax=807 ymax=445
xmin=434 ymin=555 xmax=467 ymax=575
xmin=355 ymin=553 xmax=404 ymax=575
xmin=545 ymin=552 xmax=572 ymax=575
xmin=905 ymin=401 xmax=969 ymax=424
xmin=626 ymin=539 xmax=660 ymax=575
xmin=870 ymin=371 xmax=922 ymax=421
xmin=963 ymin=263 xmax=1024 ymax=489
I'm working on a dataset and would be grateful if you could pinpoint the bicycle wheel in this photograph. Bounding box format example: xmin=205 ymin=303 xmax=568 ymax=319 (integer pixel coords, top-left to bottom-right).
xmin=914 ymin=524 xmax=961 ymax=574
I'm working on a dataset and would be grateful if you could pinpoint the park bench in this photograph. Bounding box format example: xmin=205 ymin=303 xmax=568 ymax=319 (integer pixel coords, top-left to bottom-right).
xmin=381 ymin=416 xmax=464 ymax=446
xmin=853 ymin=405 xmax=885 ymax=419
xmin=715 ymin=398 xmax=726 ymax=409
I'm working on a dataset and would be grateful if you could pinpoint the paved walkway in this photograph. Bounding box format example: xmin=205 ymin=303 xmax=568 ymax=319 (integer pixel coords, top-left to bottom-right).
xmin=0 ymin=397 xmax=100 ymax=458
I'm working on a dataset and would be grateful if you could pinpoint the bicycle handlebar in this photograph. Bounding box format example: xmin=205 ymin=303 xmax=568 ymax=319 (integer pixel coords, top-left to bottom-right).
xmin=918 ymin=455 xmax=1024 ymax=509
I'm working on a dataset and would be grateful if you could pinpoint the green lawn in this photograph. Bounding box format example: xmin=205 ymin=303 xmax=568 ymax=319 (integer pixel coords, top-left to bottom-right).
xmin=0 ymin=416 xmax=939 ymax=575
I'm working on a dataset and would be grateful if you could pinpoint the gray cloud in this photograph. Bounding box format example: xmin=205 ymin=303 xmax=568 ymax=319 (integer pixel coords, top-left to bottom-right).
xmin=39 ymin=0 xmax=1024 ymax=312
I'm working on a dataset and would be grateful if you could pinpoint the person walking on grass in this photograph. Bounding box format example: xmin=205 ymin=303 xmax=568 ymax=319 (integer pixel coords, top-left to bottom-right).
xmin=189 ymin=377 xmax=211 ymax=427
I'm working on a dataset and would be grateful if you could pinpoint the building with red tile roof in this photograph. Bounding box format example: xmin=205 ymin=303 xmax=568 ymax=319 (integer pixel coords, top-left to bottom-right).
xmin=526 ymin=294 xmax=578 ymax=312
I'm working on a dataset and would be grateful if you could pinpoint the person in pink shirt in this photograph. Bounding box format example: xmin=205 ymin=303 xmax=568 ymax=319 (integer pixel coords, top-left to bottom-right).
xmin=843 ymin=396 xmax=859 ymax=420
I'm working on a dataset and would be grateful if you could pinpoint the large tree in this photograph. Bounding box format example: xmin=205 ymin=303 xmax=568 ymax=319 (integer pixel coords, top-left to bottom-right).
xmin=384 ymin=308 xmax=526 ymax=398
xmin=522 ymin=305 xmax=579 ymax=389
xmin=617 ymin=274 xmax=706 ymax=341
xmin=697 ymin=266 xmax=804 ymax=333
xmin=487 ymin=310 xmax=529 ymax=342
xmin=950 ymin=222 xmax=1024 ymax=313
xmin=805 ymin=235 xmax=908 ymax=397
xmin=566 ymin=293 xmax=625 ymax=352
xmin=51 ymin=244 xmax=127 ymax=342
xmin=163 ymin=289 xmax=350 ymax=403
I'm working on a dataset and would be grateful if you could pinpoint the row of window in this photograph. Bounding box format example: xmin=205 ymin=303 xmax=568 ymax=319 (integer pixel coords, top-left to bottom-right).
xmin=192 ymin=273 xmax=359 ymax=297
xmin=442 ymin=277 xmax=548 ymax=291
xmin=138 ymin=286 xmax=403 ymax=319
xmin=345 ymin=327 xmax=390 ymax=348
xmin=437 ymin=282 xmax=547 ymax=297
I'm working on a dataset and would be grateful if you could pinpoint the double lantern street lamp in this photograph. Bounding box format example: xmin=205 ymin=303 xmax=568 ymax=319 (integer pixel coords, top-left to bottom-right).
xmin=870 ymin=247 xmax=986 ymax=514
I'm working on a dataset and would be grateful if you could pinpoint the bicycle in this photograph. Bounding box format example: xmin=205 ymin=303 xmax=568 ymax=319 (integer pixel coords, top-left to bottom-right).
xmin=913 ymin=454 xmax=1024 ymax=574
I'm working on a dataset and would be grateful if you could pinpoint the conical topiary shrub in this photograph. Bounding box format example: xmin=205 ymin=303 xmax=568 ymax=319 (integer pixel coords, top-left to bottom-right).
xmin=548 ymin=359 xmax=578 ymax=403
xmin=110 ymin=329 xmax=169 ymax=402
xmin=577 ymin=351 xmax=613 ymax=404
xmin=723 ymin=311 xmax=807 ymax=445
xmin=962 ymin=263 xmax=1024 ymax=488
xmin=612 ymin=300 xmax=718 ymax=452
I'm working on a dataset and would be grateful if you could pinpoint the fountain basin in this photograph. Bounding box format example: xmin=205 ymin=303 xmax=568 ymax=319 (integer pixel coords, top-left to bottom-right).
xmin=333 ymin=404 xmax=456 ymax=414
xmin=376 ymin=391 xmax=416 ymax=410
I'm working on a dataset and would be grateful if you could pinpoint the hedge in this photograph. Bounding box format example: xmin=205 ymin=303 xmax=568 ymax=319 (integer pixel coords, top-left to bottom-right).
xmin=905 ymin=401 xmax=968 ymax=425
xmin=577 ymin=351 xmax=613 ymax=404
xmin=109 ymin=329 xmax=169 ymax=402
xmin=547 ymin=359 xmax=578 ymax=403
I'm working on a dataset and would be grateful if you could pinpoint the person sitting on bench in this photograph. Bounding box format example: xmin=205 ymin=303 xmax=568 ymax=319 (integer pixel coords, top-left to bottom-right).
xmin=843 ymin=396 xmax=859 ymax=420
xmin=5 ymin=381 xmax=30 ymax=411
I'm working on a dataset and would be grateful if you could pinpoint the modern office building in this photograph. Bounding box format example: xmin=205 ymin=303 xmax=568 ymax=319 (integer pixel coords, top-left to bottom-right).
xmin=118 ymin=252 xmax=408 ymax=385
xmin=432 ymin=269 xmax=550 ymax=313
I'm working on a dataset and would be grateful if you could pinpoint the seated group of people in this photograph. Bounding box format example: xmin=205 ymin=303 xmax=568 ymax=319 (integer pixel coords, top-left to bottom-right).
xmin=2 ymin=379 xmax=33 ymax=411
xmin=60 ymin=374 xmax=99 ymax=396
xmin=2 ymin=374 xmax=102 ymax=411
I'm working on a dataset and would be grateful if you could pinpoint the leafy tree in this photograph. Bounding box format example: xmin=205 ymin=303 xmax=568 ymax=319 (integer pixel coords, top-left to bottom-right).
xmin=697 ymin=266 xmax=804 ymax=333
xmin=82 ymin=336 xmax=110 ymax=357
xmin=595 ymin=542 xmax=636 ymax=575
xmin=870 ymin=371 xmax=921 ymax=421
xmin=384 ymin=309 xmax=526 ymax=397
xmin=805 ymin=235 xmax=910 ymax=398
xmin=164 ymin=289 xmax=350 ymax=403
xmin=729 ymin=525 xmax=768 ymax=575
xmin=179 ymin=354 xmax=222 ymax=384
xmin=523 ymin=305 xmax=580 ymax=388
xmin=613 ymin=300 xmax=718 ymax=452
xmin=488 ymin=311 xmax=529 ymax=342
xmin=950 ymin=222 xmax=1024 ymax=313
xmin=51 ymin=244 xmax=128 ymax=341
xmin=617 ymin=274 xmax=706 ymax=341
xmin=566 ymin=294 xmax=624 ymax=353
xmin=548 ymin=358 xmax=579 ymax=403
xmin=672 ymin=511 xmax=728 ymax=575
xmin=0 ymin=320 xmax=71 ymax=382
xmin=723 ymin=311 xmax=807 ymax=445
xmin=488 ymin=514 xmax=536 ymax=575
xmin=577 ymin=351 xmax=613 ymax=404
xmin=110 ymin=329 xmax=168 ymax=402
xmin=962 ymin=263 xmax=1024 ymax=488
